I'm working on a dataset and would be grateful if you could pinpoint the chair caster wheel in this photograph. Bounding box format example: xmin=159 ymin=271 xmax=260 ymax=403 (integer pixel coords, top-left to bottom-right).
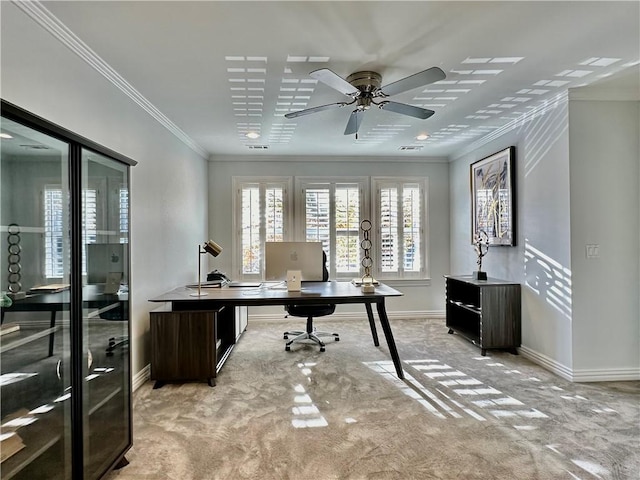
xmin=320 ymin=347 xmax=325 ymax=352
xmin=285 ymin=346 xmax=291 ymax=351
xmin=335 ymin=338 xmax=340 ymax=342
xmin=284 ymin=334 xmax=289 ymax=339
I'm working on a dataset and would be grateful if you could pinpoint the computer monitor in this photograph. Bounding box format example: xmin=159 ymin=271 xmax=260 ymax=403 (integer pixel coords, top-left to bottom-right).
xmin=264 ymin=242 xmax=324 ymax=282
xmin=86 ymin=243 xmax=127 ymax=284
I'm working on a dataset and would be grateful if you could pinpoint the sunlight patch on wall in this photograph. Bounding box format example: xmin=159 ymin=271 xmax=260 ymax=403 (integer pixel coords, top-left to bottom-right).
xmin=518 ymin=96 xmax=569 ymax=177
xmin=524 ymin=240 xmax=572 ymax=320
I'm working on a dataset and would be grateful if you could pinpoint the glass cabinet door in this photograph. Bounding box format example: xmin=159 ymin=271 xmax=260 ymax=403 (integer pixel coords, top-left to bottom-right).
xmin=1 ymin=103 xmax=133 ymax=480
xmin=1 ymin=117 xmax=73 ymax=479
xmin=81 ymin=149 xmax=130 ymax=479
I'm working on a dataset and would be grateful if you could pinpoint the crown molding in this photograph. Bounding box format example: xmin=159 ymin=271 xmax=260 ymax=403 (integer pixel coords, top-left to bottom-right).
xmin=569 ymin=87 xmax=640 ymax=102
xmin=12 ymin=0 xmax=208 ymax=159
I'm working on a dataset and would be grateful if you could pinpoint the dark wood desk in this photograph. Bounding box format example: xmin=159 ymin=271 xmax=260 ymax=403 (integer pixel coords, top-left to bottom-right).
xmin=149 ymin=281 xmax=405 ymax=383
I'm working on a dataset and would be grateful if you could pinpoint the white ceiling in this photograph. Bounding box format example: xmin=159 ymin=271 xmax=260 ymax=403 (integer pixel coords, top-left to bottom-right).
xmin=24 ymin=1 xmax=640 ymax=158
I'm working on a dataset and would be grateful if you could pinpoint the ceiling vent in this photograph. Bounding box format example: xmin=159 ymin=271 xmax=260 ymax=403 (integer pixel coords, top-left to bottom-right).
xmin=248 ymin=145 xmax=269 ymax=150
xmin=398 ymin=145 xmax=423 ymax=151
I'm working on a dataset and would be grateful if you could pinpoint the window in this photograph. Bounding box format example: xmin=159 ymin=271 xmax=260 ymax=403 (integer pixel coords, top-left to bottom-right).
xmin=373 ymin=178 xmax=427 ymax=279
xmin=44 ymin=185 xmax=98 ymax=278
xmin=44 ymin=184 xmax=129 ymax=278
xmin=119 ymin=187 xmax=129 ymax=242
xmin=82 ymin=187 xmax=98 ymax=274
xmin=233 ymin=176 xmax=427 ymax=281
xmin=44 ymin=186 xmax=66 ymax=278
xmin=233 ymin=178 xmax=291 ymax=278
xmin=298 ymin=179 xmax=365 ymax=278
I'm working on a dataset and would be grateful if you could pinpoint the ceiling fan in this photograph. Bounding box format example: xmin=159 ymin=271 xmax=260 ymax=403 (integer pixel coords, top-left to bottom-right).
xmin=284 ymin=67 xmax=446 ymax=137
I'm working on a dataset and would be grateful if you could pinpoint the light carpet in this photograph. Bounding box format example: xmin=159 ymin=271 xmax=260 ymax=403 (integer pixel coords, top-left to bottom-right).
xmin=107 ymin=317 xmax=640 ymax=480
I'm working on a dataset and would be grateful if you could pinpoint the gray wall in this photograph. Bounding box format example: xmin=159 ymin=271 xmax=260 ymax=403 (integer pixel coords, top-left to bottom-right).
xmin=1 ymin=2 xmax=209 ymax=380
xmin=450 ymin=98 xmax=574 ymax=373
xmin=208 ymin=156 xmax=450 ymax=316
xmin=1 ymin=156 xmax=66 ymax=291
xmin=568 ymin=99 xmax=640 ymax=377
xmin=449 ymin=93 xmax=640 ymax=381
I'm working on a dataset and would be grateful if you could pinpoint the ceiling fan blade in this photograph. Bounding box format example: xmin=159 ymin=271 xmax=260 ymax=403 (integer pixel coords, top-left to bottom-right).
xmin=379 ymin=101 xmax=435 ymax=119
xmin=378 ymin=67 xmax=446 ymax=97
xmin=284 ymin=102 xmax=348 ymax=119
xmin=344 ymin=109 xmax=365 ymax=135
xmin=310 ymin=68 xmax=359 ymax=97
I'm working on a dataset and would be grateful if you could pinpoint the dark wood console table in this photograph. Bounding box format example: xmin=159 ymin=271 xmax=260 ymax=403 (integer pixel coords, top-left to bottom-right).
xmin=445 ymin=275 xmax=521 ymax=355
xmin=148 ymin=281 xmax=404 ymax=386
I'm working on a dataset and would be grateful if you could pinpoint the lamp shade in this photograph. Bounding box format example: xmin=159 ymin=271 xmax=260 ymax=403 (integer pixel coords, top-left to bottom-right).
xmin=203 ymin=239 xmax=222 ymax=257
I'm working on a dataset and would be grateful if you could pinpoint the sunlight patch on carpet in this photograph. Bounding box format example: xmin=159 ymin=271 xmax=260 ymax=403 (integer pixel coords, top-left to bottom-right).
xmin=290 ymin=363 xmax=328 ymax=429
xmin=363 ymin=358 xmax=557 ymax=430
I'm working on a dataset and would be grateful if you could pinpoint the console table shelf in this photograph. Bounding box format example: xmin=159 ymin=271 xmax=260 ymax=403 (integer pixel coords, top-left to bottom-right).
xmin=445 ymin=275 xmax=521 ymax=355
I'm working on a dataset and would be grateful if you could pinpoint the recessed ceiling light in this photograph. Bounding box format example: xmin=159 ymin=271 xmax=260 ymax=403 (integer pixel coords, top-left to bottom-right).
xmin=416 ymin=133 xmax=429 ymax=141
xmin=246 ymin=132 xmax=260 ymax=139
xmin=0 ymin=133 xmax=13 ymax=139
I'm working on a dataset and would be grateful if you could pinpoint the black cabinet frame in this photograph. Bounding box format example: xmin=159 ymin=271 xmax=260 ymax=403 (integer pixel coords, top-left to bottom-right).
xmin=1 ymin=99 xmax=136 ymax=479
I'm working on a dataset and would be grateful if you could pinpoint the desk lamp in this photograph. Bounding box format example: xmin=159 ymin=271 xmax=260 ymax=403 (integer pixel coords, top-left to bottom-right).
xmin=191 ymin=240 xmax=223 ymax=297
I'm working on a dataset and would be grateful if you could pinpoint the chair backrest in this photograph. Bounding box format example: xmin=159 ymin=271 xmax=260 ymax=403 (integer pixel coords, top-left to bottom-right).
xmin=285 ymin=250 xmax=332 ymax=316
xmin=321 ymin=251 xmax=329 ymax=282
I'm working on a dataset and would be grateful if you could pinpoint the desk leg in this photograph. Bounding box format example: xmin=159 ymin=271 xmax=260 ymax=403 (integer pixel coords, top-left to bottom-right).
xmin=376 ymin=300 xmax=404 ymax=379
xmin=364 ymin=303 xmax=380 ymax=347
xmin=48 ymin=311 xmax=56 ymax=357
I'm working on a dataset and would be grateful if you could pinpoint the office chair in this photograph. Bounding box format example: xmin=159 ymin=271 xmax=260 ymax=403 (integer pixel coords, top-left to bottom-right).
xmin=99 ymin=290 xmax=128 ymax=357
xmin=283 ymin=251 xmax=339 ymax=352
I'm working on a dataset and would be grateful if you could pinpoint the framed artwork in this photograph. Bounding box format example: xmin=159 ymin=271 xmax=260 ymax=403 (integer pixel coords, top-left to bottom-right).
xmin=470 ymin=146 xmax=516 ymax=246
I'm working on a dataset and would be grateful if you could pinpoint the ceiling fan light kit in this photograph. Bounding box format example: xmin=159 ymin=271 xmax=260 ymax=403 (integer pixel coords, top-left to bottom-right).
xmin=285 ymin=66 xmax=446 ymax=137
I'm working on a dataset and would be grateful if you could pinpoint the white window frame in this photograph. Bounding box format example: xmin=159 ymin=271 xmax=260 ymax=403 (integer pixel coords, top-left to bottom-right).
xmin=231 ymin=175 xmax=429 ymax=282
xmin=232 ymin=176 xmax=293 ymax=280
xmin=118 ymin=184 xmax=129 ymax=243
xmin=295 ymin=177 xmax=368 ymax=280
xmin=43 ymin=178 xmax=107 ymax=280
xmin=43 ymin=183 xmax=68 ymax=280
xmin=371 ymin=176 xmax=428 ymax=280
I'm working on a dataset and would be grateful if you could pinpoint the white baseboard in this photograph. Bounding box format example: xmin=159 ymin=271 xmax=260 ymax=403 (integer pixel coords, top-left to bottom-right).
xmin=570 ymin=367 xmax=640 ymax=382
xmin=132 ymin=364 xmax=150 ymax=392
xmin=519 ymin=346 xmax=574 ymax=381
xmin=4 ymin=319 xmax=71 ymax=328
xmin=248 ymin=310 xmax=445 ymax=322
xmin=519 ymin=346 xmax=640 ymax=382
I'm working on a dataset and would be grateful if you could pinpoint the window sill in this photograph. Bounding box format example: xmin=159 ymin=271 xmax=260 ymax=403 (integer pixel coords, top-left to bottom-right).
xmin=335 ymin=278 xmax=432 ymax=287
xmin=377 ymin=278 xmax=432 ymax=287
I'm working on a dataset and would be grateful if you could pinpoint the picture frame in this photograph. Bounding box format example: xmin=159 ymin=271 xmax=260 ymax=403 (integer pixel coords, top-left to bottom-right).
xmin=470 ymin=146 xmax=516 ymax=246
